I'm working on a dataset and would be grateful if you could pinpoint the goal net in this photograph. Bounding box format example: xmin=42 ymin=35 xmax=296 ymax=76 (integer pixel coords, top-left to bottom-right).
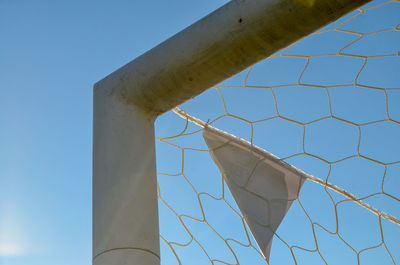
xmin=155 ymin=1 xmax=400 ymax=264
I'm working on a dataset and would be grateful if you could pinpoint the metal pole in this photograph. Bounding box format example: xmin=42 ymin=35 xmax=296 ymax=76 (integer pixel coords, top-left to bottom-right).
xmin=93 ymin=88 xmax=159 ymax=265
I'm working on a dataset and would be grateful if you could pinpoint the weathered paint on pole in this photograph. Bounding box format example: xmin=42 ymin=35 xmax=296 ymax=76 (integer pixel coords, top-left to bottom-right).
xmin=93 ymin=0 xmax=371 ymax=264
xmin=95 ymin=0 xmax=370 ymax=117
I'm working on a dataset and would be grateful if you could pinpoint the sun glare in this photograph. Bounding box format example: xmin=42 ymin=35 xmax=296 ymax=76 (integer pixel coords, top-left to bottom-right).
xmin=0 ymin=242 xmax=23 ymax=256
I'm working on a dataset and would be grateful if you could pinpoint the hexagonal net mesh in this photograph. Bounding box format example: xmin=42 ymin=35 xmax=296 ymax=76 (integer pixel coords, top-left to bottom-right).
xmin=155 ymin=1 xmax=400 ymax=264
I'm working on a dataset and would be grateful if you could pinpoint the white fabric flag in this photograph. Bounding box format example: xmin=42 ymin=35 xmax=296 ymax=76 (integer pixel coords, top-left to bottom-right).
xmin=203 ymin=129 xmax=306 ymax=261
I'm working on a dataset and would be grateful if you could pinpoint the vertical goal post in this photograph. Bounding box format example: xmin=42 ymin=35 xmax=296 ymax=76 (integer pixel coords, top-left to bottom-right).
xmin=93 ymin=0 xmax=372 ymax=264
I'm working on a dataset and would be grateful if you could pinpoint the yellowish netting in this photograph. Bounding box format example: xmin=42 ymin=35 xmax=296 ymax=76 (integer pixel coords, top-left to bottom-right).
xmin=156 ymin=1 xmax=400 ymax=264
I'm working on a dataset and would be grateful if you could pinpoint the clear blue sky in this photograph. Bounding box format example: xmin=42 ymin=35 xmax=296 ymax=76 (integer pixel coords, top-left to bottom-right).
xmin=1 ymin=0 xmax=399 ymax=265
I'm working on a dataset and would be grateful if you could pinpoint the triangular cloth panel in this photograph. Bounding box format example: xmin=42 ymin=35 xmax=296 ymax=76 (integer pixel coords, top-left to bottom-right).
xmin=203 ymin=130 xmax=305 ymax=261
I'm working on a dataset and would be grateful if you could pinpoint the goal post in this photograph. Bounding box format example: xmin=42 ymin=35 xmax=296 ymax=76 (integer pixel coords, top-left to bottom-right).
xmin=93 ymin=0 xmax=371 ymax=264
